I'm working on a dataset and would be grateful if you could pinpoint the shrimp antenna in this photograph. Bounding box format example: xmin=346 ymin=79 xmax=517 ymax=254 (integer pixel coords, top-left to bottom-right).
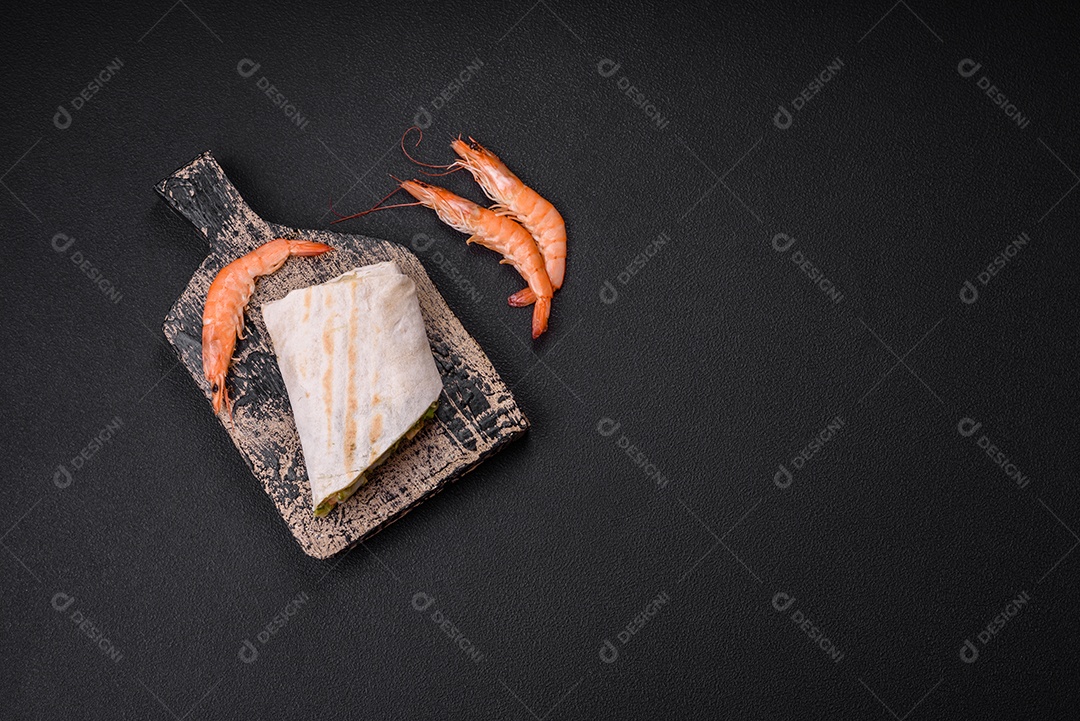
xmin=329 ymin=184 xmax=421 ymax=225
xmin=401 ymin=126 xmax=461 ymax=177
xmin=330 ymin=186 xmax=398 ymax=219
xmin=328 ymin=195 xmax=345 ymax=218
xmin=401 ymin=127 xmax=449 ymax=168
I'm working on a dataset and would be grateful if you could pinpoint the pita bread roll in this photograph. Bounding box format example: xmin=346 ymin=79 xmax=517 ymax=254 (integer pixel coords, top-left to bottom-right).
xmin=262 ymin=261 xmax=443 ymax=515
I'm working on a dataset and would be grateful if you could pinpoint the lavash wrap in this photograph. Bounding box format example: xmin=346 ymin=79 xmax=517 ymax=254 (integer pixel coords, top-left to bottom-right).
xmin=262 ymin=261 xmax=443 ymax=514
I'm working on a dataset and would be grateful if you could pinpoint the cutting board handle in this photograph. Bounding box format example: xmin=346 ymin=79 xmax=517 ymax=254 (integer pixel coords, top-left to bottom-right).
xmin=156 ymin=151 xmax=273 ymax=254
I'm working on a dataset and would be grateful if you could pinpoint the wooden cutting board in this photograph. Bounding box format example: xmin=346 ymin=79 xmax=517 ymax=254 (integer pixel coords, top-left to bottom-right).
xmin=157 ymin=151 xmax=529 ymax=559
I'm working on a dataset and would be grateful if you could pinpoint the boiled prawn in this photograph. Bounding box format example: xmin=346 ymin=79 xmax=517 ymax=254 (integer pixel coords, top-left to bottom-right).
xmin=202 ymin=238 xmax=333 ymax=415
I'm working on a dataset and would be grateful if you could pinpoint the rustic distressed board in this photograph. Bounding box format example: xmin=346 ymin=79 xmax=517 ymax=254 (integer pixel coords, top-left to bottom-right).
xmin=157 ymin=151 xmax=529 ymax=559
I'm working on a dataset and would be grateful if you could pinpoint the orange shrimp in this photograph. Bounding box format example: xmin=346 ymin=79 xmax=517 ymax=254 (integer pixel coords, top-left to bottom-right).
xmin=399 ymin=179 xmax=553 ymax=338
xmin=202 ymin=237 xmax=333 ymax=415
xmin=449 ymin=137 xmax=566 ymax=307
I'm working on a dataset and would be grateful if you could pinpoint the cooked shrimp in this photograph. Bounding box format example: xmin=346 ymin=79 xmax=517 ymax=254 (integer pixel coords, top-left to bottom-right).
xmin=449 ymin=137 xmax=566 ymax=307
xmin=400 ymin=179 xmax=553 ymax=338
xmin=203 ymin=238 xmax=333 ymax=415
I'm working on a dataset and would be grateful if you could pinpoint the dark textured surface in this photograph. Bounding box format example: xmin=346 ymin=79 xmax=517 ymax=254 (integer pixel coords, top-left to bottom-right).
xmin=2 ymin=2 xmax=1079 ymax=719
xmin=159 ymin=151 xmax=528 ymax=558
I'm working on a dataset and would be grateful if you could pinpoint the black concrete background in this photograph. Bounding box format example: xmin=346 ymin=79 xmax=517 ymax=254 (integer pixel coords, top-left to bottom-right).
xmin=3 ymin=2 xmax=1078 ymax=718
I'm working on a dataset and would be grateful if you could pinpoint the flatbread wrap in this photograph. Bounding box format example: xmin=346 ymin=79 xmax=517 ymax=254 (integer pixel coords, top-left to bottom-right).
xmin=262 ymin=261 xmax=443 ymax=515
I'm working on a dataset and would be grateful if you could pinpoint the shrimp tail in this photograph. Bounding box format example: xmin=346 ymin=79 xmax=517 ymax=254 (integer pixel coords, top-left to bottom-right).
xmin=508 ymin=288 xmax=536 ymax=307
xmin=288 ymin=241 xmax=334 ymax=256
xmin=210 ymin=373 xmax=230 ymax=416
xmin=531 ymin=296 xmax=551 ymax=339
